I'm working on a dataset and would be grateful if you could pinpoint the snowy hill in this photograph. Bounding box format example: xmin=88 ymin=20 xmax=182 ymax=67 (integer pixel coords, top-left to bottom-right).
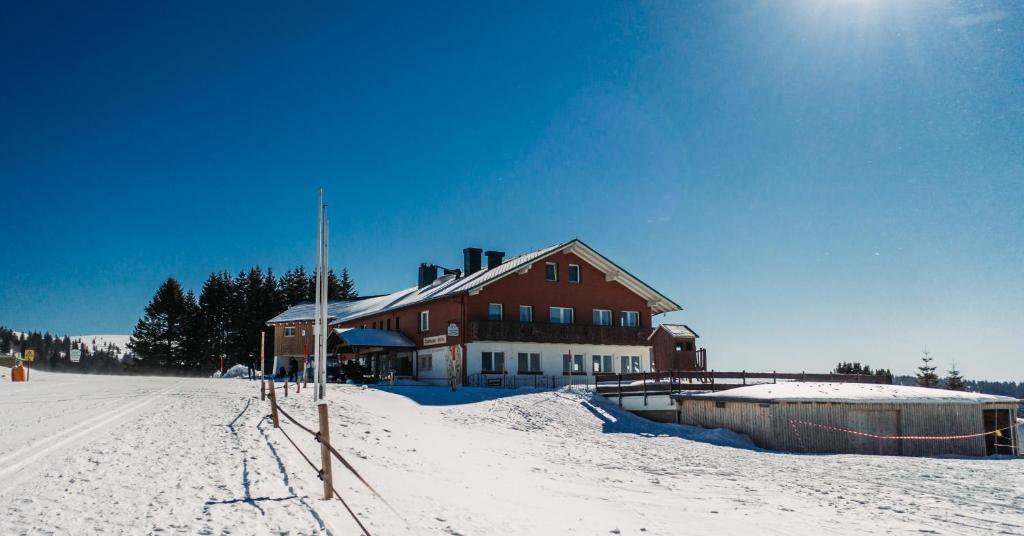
xmin=70 ymin=335 xmax=133 ymax=359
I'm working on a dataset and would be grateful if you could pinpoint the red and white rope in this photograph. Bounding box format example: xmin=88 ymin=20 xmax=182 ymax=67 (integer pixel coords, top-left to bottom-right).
xmin=787 ymin=418 xmax=1021 ymax=441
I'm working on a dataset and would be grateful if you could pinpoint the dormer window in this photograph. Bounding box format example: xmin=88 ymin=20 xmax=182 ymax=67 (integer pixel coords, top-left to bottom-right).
xmin=568 ymin=264 xmax=580 ymax=284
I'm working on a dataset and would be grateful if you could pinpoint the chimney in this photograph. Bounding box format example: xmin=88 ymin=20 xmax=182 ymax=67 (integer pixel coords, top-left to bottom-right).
xmin=463 ymin=247 xmax=482 ymax=275
xmin=418 ymin=263 xmax=438 ymax=288
xmin=484 ymin=250 xmax=505 ymax=270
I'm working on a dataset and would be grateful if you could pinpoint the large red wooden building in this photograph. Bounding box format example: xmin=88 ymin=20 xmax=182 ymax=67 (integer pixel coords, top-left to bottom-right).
xmin=266 ymin=239 xmax=700 ymax=386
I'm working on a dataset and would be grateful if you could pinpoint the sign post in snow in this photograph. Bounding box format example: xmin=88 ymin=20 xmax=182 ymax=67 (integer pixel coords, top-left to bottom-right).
xmin=23 ymin=349 xmax=35 ymax=362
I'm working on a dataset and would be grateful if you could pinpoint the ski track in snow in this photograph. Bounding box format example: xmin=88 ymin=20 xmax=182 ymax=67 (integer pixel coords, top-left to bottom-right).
xmin=1 ymin=369 xmax=1022 ymax=535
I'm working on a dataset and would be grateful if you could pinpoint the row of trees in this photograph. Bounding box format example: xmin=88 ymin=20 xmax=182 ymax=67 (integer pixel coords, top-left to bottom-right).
xmin=913 ymin=349 xmax=966 ymax=390
xmin=832 ymin=361 xmax=894 ymax=383
xmin=128 ymin=266 xmax=356 ymax=375
xmin=0 ymin=327 xmax=127 ymax=374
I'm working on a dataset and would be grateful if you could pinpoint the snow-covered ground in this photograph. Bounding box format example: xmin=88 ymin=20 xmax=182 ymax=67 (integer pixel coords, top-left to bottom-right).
xmin=1 ymin=368 xmax=1021 ymax=535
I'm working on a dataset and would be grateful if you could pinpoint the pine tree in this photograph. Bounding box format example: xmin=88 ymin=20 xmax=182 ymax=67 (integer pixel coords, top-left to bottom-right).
xmin=199 ymin=271 xmax=233 ymax=370
xmin=338 ymin=268 xmax=357 ymax=299
xmin=182 ymin=290 xmax=203 ymax=370
xmin=129 ymin=278 xmax=189 ymax=369
xmin=280 ymin=266 xmax=312 ymax=306
xmin=915 ymin=349 xmax=940 ymax=387
xmin=944 ymin=363 xmax=966 ymax=391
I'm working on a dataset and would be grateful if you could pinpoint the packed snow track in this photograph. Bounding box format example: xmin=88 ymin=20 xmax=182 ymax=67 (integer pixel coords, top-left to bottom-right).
xmin=1 ymin=369 xmax=1021 ymax=535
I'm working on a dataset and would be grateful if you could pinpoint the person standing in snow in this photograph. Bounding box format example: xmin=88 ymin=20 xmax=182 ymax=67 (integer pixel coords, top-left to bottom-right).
xmin=247 ymin=356 xmax=256 ymax=381
xmin=289 ymin=357 xmax=299 ymax=383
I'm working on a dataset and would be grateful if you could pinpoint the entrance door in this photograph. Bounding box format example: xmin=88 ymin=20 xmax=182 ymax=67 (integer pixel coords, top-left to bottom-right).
xmin=983 ymin=409 xmax=1014 ymax=455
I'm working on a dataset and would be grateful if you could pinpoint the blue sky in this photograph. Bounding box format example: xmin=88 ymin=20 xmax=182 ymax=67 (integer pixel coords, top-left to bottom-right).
xmin=1 ymin=1 xmax=1021 ymax=379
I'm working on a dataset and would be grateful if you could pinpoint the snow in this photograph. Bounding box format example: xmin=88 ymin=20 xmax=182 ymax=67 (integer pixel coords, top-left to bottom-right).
xmin=692 ymin=382 xmax=1019 ymax=404
xmin=70 ymin=334 xmax=132 ymax=356
xmin=221 ymin=363 xmax=251 ymax=379
xmin=1 ymin=368 xmax=1021 ymax=535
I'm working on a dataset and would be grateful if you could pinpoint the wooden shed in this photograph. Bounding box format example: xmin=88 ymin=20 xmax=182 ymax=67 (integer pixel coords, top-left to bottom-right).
xmin=674 ymin=383 xmax=1020 ymax=457
xmin=649 ymin=324 xmax=705 ymax=371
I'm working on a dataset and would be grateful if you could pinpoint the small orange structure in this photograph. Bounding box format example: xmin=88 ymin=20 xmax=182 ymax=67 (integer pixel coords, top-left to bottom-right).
xmin=11 ymin=365 xmax=27 ymax=382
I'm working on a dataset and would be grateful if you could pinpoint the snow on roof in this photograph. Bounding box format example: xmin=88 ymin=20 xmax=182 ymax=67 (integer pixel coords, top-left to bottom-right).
xmin=268 ymin=239 xmax=682 ymax=326
xmin=651 ymin=324 xmax=698 ymax=339
xmin=688 ymin=382 xmax=1018 ymax=404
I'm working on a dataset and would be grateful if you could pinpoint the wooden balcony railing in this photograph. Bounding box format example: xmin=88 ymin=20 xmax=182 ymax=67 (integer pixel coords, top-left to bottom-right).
xmin=468 ymin=320 xmax=652 ymax=346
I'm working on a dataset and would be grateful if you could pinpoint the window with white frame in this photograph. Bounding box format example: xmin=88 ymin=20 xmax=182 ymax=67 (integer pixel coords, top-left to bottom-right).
xmin=592 ymin=355 xmax=612 ymax=372
xmin=519 ymin=305 xmax=533 ymax=322
xmin=549 ymin=306 xmax=574 ymax=324
xmin=618 ymin=355 xmax=641 ymax=373
xmin=481 ymin=351 xmax=505 ymax=373
xmin=284 ymin=327 xmax=296 ymax=337
xmin=418 ymin=353 xmax=433 ymax=371
xmin=545 ymin=262 xmax=558 ymax=282
xmin=562 ymin=353 xmax=585 ymax=374
xmin=592 ymin=309 xmax=612 ymax=326
xmin=418 ymin=311 xmax=429 ymax=332
xmin=517 ymin=352 xmax=541 ymax=373
xmin=620 ymin=310 xmax=640 ymax=327
xmin=488 ymin=303 xmax=503 ymax=321
xmin=568 ymin=264 xmax=580 ymax=283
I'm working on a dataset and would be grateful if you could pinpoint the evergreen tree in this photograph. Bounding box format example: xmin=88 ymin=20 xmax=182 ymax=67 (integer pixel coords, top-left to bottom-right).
xmin=280 ymin=266 xmax=312 ymax=306
xmin=182 ymin=290 xmax=204 ymax=370
xmin=338 ymin=267 xmax=357 ymax=299
xmin=129 ymin=278 xmax=189 ymax=369
xmin=199 ymin=271 xmax=233 ymax=371
xmin=915 ymin=349 xmax=940 ymax=387
xmin=944 ymin=363 xmax=966 ymax=391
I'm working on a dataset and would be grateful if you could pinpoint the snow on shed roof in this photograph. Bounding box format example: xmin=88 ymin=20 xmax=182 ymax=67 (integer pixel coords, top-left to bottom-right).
xmin=268 ymin=239 xmax=682 ymax=326
xmin=650 ymin=324 xmax=698 ymax=340
xmin=686 ymin=382 xmax=1018 ymax=404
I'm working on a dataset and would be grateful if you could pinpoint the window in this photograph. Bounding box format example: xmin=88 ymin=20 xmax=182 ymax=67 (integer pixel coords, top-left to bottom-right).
xmin=488 ymin=303 xmax=503 ymax=321
xmin=562 ymin=354 xmax=585 ymax=374
xmin=549 ymin=306 xmax=574 ymax=324
xmin=386 ymin=318 xmax=391 ymax=330
xmin=620 ymin=355 xmax=641 ymax=373
xmin=284 ymin=327 xmax=296 ymax=337
xmin=675 ymin=344 xmax=682 ymax=352
xmin=418 ymin=311 xmax=429 ymax=332
xmin=568 ymin=264 xmax=580 ymax=284
xmin=481 ymin=351 xmax=505 ymax=373
xmin=592 ymin=309 xmax=612 ymax=326
xmin=395 ymin=317 xmax=400 ymax=330
xmin=620 ymin=310 xmax=640 ymax=327
xmin=418 ymin=353 xmax=432 ymax=371
xmin=517 ymin=352 xmax=541 ymax=373
xmin=592 ymin=355 xmax=612 ymax=372
xmin=519 ymin=305 xmax=533 ymax=322
xmin=545 ymin=262 xmax=558 ymax=282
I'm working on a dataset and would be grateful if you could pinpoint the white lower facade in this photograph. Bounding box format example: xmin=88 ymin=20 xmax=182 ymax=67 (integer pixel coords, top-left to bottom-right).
xmin=464 ymin=341 xmax=652 ymax=378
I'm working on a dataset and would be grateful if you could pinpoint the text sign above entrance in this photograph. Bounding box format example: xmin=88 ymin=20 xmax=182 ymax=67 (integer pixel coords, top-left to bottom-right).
xmin=422 ymin=335 xmax=447 ymax=347
xmin=447 ymin=323 xmax=459 ymax=337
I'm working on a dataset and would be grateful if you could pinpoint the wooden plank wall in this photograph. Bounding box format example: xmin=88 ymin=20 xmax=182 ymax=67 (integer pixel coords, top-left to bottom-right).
xmin=677 ymin=399 xmax=1019 ymax=457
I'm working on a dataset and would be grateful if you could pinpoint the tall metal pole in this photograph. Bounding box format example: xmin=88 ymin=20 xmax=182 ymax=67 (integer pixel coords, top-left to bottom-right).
xmin=319 ymin=215 xmax=329 ymax=399
xmin=313 ymin=189 xmax=324 ymax=401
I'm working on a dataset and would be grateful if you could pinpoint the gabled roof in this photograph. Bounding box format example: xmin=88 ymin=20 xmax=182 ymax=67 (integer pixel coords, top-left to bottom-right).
xmin=649 ymin=324 xmax=699 ymax=340
xmin=267 ymin=239 xmax=682 ymax=326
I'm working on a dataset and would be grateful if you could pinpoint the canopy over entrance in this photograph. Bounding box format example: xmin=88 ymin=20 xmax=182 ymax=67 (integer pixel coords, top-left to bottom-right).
xmin=329 ymin=327 xmax=416 ymax=355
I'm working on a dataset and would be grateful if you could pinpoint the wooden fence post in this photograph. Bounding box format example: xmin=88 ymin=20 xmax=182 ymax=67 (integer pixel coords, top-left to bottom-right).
xmin=642 ymin=371 xmax=648 ymax=406
xmin=261 ymin=379 xmax=266 ymax=401
xmin=318 ymin=403 xmax=334 ymax=499
xmin=284 ymin=381 xmax=289 ymax=397
xmin=269 ymin=382 xmax=280 ymax=428
xmin=617 ymin=374 xmax=623 ymax=406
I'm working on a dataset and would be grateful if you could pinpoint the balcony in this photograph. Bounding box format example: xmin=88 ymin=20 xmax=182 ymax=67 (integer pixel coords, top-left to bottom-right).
xmin=469 ymin=320 xmax=652 ymax=346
